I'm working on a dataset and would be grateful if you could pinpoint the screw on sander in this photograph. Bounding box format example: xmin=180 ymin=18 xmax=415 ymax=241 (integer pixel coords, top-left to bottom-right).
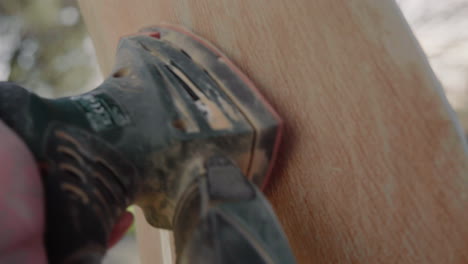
xmin=0 ymin=25 xmax=295 ymax=263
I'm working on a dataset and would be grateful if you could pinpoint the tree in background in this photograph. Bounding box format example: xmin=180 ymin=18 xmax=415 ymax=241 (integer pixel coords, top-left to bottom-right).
xmin=0 ymin=0 xmax=100 ymax=98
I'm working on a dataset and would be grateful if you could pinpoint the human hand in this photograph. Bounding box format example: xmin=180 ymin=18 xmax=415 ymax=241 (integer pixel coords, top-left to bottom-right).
xmin=0 ymin=120 xmax=134 ymax=263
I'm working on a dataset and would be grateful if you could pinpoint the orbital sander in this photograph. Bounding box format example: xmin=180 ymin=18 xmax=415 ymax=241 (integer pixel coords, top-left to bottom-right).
xmin=0 ymin=25 xmax=295 ymax=264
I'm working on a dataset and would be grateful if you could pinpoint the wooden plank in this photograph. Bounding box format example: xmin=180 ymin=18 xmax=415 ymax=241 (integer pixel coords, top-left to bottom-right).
xmin=78 ymin=0 xmax=468 ymax=263
xmin=133 ymin=208 xmax=173 ymax=264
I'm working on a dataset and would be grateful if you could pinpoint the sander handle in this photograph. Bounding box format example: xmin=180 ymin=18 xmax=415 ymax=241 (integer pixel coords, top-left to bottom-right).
xmin=40 ymin=128 xmax=132 ymax=264
xmin=0 ymin=82 xmax=132 ymax=263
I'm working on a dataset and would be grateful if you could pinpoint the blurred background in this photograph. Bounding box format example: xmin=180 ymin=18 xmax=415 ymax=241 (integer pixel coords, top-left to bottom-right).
xmin=0 ymin=0 xmax=467 ymax=263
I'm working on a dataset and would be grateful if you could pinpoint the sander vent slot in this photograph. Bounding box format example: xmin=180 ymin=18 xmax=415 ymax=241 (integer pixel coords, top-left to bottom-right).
xmin=180 ymin=49 xmax=192 ymax=60
xmin=165 ymin=64 xmax=199 ymax=101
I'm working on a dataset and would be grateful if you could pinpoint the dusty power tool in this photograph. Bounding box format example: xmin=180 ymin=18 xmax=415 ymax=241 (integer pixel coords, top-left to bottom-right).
xmin=0 ymin=25 xmax=295 ymax=263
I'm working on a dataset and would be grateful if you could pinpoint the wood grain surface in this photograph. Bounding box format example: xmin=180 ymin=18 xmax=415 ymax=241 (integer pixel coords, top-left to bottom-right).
xmin=78 ymin=0 xmax=468 ymax=263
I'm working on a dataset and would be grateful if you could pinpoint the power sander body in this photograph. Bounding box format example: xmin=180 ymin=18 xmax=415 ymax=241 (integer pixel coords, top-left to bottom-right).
xmin=0 ymin=26 xmax=295 ymax=263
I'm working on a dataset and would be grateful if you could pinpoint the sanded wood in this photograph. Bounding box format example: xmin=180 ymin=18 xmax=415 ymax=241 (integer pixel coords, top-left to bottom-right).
xmin=78 ymin=0 xmax=468 ymax=263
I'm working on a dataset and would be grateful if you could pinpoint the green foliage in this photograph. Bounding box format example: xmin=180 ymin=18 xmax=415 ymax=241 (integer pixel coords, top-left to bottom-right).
xmin=0 ymin=0 xmax=99 ymax=98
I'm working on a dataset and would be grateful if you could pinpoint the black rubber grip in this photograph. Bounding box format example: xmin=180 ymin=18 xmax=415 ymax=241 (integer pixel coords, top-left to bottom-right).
xmin=42 ymin=124 xmax=136 ymax=263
